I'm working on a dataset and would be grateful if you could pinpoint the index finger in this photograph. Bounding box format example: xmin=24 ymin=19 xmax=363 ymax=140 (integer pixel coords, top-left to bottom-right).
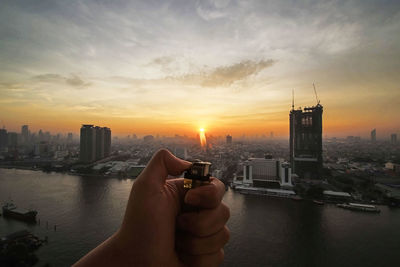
xmin=184 ymin=177 xmax=225 ymax=209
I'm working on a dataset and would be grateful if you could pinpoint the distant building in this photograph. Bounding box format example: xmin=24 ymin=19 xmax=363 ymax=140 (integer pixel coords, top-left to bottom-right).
xmin=34 ymin=141 xmax=50 ymax=157
xmin=226 ymin=134 xmax=232 ymax=144
xmin=371 ymin=129 xmax=376 ymax=142
xmin=95 ymin=126 xmax=105 ymax=160
xmin=143 ymin=135 xmax=154 ymax=143
xmin=80 ymin=125 xmax=96 ymax=163
xmin=7 ymin=132 xmax=18 ymax=150
xmin=39 ymin=130 xmax=44 ymax=142
xmin=290 ymin=104 xmax=323 ymax=179
xmin=104 ymin=127 xmax=111 ymax=157
xmin=21 ymin=125 xmax=29 ymax=145
xmin=391 ymin=133 xmax=397 ymax=145
xmin=242 ymin=157 xmax=293 ymax=188
xmin=80 ymin=125 xmax=111 ymax=163
xmin=0 ymin=129 xmax=7 ymax=151
xmin=67 ymin=133 xmax=73 ymax=143
xmin=174 ymin=146 xmax=188 ymax=160
xmin=270 ymin=131 xmax=274 ymax=138
xmin=385 ymin=162 xmax=400 ymax=173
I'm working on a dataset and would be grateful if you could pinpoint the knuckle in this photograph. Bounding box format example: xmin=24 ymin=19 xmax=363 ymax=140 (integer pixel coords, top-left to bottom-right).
xmin=222 ymin=226 xmax=230 ymax=244
xmin=155 ymin=148 xmax=169 ymax=158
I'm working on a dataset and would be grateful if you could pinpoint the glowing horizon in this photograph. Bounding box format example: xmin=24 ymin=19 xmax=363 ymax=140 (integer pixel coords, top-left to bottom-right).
xmin=0 ymin=1 xmax=399 ymax=138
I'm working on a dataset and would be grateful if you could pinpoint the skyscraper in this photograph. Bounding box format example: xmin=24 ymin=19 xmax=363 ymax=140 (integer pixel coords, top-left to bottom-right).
xmin=371 ymin=129 xmax=377 ymax=142
xmin=391 ymin=133 xmax=397 ymax=145
xmin=103 ymin=127 xmax=111 ymax=157
xmin=80 ymin=125 xmax=96 ymax=163
xmin=290 ymin=103 xmax=323 ymax=179
xmin=67 ymin=133 xmax=73 ymax=143
xmin=0 ymin=128 xmax=7 ymax=151
xmin=80 ymin=125 xmax=111 ymax=163
xmin=21 ymin=125 xmax=29 ymax=145
xmin=95 ymin=126 xmax=105 ymax=160
xmin=226 ymin=134 xmax=232 ymax=144
xmin=7 ymin=132 xmax=18 ymax=151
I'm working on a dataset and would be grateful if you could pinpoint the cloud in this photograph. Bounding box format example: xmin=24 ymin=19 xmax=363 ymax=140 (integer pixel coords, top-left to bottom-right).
xmin=66 ymin=74 xmax=89 ymax=87
xmin=31 ymin=73 xmax=90 ymax=88
xmin=32 ymin=74 xmax=64 ymax=82
xmin=176 ymin=59 xmax=275 ymax=87
xmin=196 ymin=0 xmax=231 ymax=21
xmin=149 ymin=56 xmax=175 ymax=66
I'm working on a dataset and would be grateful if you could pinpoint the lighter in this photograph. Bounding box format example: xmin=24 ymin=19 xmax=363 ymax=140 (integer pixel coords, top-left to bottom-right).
xmin=183 ymin=161 xmax=212 ymax=189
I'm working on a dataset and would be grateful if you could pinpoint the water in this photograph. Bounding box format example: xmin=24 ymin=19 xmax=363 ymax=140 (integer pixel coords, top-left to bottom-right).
xmin=1 ymin=168 xmax=399 ymax=267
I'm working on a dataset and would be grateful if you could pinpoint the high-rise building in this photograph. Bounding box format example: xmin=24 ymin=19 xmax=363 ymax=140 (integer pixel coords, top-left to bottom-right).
xmin=371 ymin=129 xmax=376 ymax=142
xmin=80 ymin=125 xmax=96 ymax=163
xmin=104 ymin=127 xmax=111 ymax=157
xmin=143 ymin=135 xmax=154 ymax=143
xmin=290 ymin=103 xmax=323 ymax=179
xmin=226 ymin=134 xmax=232 ymax=144
xmin=7 ymin=132 xmax=18 ymax=151
xmin=39 ymin=130 xmax=44 ymax=142
xmin=67 ymin=133 xmax=73 ymax=143
xmin=80 ymin=125 xmax=111 ymax=162
xmin=95 ymin=126 xmax=105 ymax=160
xmin=174 ymin=146 xmax=188 ymax=160
xmin=391 ymin=133 xmax=397 ymax=145
xmin=0 ymin=128 xmax=7 ymax=151
xmin=21 ymin=125 xmax=29 ymax=145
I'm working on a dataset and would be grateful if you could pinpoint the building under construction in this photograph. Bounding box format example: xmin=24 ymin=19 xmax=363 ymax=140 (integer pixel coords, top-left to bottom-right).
xmin=289 ymin=91 xmax=323 ymax=179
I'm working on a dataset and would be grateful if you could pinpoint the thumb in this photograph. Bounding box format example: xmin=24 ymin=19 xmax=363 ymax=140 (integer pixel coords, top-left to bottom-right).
xmin=137 ymin=149 xmax=192 ymax=188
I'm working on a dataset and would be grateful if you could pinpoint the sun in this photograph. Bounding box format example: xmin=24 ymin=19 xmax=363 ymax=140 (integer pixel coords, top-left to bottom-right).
xmin=199 ymin=128 xmax=205 ymax=132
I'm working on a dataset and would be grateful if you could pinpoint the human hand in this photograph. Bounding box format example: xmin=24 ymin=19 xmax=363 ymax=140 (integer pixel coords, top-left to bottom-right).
xmin=73 ymin=149 xmax=230 ymax=267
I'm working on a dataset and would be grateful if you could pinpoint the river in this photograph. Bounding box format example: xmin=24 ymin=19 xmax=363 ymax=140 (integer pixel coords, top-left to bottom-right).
xmin=1 ymin=168 xmax=399 ymax=267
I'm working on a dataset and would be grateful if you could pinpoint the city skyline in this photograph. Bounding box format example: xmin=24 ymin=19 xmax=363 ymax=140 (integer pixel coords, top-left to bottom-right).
xmin=0 ymin=122 xmax=398 ymax=141
xmin=1 ymin=0 xmax=400 ymax=137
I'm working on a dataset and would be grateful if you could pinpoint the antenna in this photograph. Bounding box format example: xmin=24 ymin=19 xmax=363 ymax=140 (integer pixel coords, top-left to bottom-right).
xmin=313 ymin=83 xmax=320 ymax=105
xmin=292 ymin=89 xmax=294 ymax=110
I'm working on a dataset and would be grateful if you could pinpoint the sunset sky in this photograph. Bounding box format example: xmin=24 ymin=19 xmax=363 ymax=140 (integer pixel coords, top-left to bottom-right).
xmin=1 ymin=0 xmax=399 ymax=138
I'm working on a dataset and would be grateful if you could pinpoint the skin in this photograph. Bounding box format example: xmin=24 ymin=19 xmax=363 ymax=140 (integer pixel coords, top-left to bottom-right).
xmin=73 ymin=149 xmax=230 ymax=267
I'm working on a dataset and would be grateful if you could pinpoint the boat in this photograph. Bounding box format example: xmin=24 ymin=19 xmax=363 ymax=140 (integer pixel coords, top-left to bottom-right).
xmin=336 ymin=202 xmax=380 ymax=213
xmin=235 ymin=186 xmax=297 ymax=198
xmin=2 ymin=202 xmax=38 ymax=222
xmin=313 ymin=200 xmax=324 ymax=205
xmin=291 ymin=195 xmax=303 ymax=201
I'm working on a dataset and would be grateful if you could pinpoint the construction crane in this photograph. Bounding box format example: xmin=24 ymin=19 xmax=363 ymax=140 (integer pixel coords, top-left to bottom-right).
xmin=313 ymin=83 xmax=320 ymax=105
